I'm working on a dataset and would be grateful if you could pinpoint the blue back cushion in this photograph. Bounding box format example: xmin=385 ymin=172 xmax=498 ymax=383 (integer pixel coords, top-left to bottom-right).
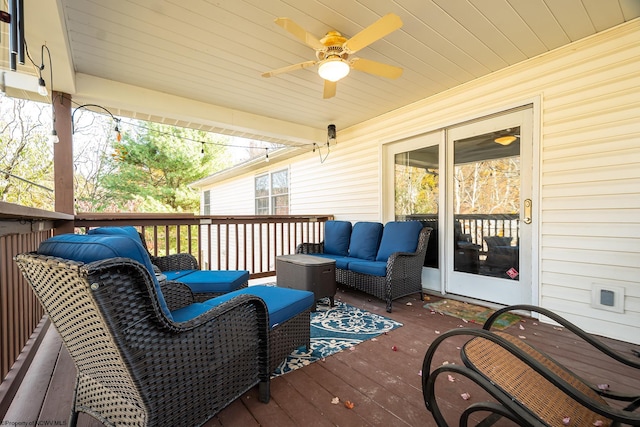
xmin=376 ymin=221 xmax=424 ymax=262
xmin=88 ymin=226 xmax=142 ymax=243
xmin=323 ymin=220 xmax=352 ymax=256
xmin=348 ymin=222 xmax=383 ymax=261
xmin=37 ymin=233 xmax=172 ymax=319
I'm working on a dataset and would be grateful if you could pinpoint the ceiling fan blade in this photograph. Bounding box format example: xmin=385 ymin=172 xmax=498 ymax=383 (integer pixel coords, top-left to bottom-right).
xmin=323 ymin=80 xmax=337 ymax=99
xmin=261 ymin=60 xmax=317 ymax=78
xmin=343 ymin=13 xmax=403 ymax=54
xmin=274 ymin=18 xmax=325 ymax=51
xmin=350 ymin=58 xmax=403 ymax=79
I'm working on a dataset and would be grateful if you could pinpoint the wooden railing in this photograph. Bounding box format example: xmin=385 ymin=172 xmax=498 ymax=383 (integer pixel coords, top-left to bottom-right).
xmin=405 ymin=213 xmax=520 ymax=254
xmin=0 ymin=202 xmax=74 ymax=417
xmin=75 ymin=213 xmax=333 ymax=277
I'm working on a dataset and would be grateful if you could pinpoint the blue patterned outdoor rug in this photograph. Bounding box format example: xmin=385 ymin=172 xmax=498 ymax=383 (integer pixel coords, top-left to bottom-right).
xmin=272 ymin=299 xmax=403 ymax=377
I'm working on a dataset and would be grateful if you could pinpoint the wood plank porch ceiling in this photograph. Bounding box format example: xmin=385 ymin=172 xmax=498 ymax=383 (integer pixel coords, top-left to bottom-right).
xmin=2 ymin=1 xmax=638 ymax=145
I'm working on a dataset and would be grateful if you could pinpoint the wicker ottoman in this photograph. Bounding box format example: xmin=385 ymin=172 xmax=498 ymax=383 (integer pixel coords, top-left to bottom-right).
xmin=276 ymin=254 xmax=337 ymax=307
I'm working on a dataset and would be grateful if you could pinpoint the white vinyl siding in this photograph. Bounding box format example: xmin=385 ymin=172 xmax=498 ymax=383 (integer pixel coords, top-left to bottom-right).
xmin=200 ymin=20 xmax=639 ymax=343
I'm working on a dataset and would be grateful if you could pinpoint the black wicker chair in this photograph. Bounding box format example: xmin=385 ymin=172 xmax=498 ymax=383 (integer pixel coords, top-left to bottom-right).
xmin=88 ymin=226 xmax=250 ymax=301
xmin=15 ymin=245 xmax=271 ymax=426
xmin=422 ymin=305 xmax=640 ymax=426
xmin=297 ymin=225 xmax=431 ymax=312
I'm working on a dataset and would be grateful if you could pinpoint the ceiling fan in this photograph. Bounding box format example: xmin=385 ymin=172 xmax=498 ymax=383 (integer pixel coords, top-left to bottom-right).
xmin=261 ymin=13 xmax=403 ymax=99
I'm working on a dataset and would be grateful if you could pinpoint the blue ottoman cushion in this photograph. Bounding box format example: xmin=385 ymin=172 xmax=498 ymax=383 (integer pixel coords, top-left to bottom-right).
xmin=204 ymin=285 xmax=314 ymax=328
xmin=323 ymin=220 xmax=352 ymax=256
xmin=376 ymin=221 xmax=423 ymax=262
xmin=163 ymin=270 xmax=198 ymax=281
xmin=172 ymin=270 xmax=249 ymax=293
xmin=348 ymin=222 xmax=383 ymax=261
xmin=37 ymin=233 xmax=172 ymax=319
xmin=170 ymin=302 xmax=214 ymax=323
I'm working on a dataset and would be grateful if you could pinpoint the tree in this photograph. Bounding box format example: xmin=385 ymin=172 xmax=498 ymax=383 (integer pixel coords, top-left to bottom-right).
xmin=102 ymin=121 xmax=232 ymax=212
xmin=0 ymin=94 xmax=54 ymax=209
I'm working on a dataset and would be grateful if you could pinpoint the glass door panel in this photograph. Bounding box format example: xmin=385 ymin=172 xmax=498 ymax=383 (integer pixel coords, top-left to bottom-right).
xmin=447 ymin=108 xmax=533 ymax=306
xmin=394 ymin=145 xmax=439 ymax=267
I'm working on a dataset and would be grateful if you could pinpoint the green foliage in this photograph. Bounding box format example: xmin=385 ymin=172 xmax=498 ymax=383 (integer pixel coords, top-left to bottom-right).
xmin=101 ymin=121 xmax=232 ymax=213
xmin=0 ymin=95 xmax=54 ymax=209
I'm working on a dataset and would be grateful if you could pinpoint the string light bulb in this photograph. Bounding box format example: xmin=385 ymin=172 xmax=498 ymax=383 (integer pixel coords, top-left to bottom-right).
xmin=114 ymin=119 xmax=121 ymax=142
xmin=265 ymin=148 xmax=269 ymax=162
xmin=49 ymin=129 xmax=59 ymax=144
xmin=37 ymin=77 xmax=48 ymax=96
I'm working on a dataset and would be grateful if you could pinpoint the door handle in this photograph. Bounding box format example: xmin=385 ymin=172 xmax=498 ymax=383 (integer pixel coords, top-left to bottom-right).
xmin=523 ymin=199 xmax=532 ymax=224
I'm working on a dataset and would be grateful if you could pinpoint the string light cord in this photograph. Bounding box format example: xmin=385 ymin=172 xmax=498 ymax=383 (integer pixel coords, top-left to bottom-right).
xmin=61 ymin=96 xmax=328 ymax=157
xmin=313 ymin=142 xmax=330 ymax=163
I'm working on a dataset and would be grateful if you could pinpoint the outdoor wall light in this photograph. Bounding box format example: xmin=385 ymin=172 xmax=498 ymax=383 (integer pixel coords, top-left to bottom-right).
xmin=327 ymin=124 xmax=336 ymax=144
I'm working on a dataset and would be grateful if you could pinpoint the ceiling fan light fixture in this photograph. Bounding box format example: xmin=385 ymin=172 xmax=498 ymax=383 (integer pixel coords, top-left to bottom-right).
xmin=494 ymin=135 xmax=517 ymax=146
xmin=318 ymin=57 xmax=350 ymax=82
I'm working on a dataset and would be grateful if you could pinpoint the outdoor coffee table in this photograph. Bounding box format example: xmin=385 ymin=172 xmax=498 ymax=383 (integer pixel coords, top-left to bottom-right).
xmin=276 ymin=254 xmax=337 ymax=307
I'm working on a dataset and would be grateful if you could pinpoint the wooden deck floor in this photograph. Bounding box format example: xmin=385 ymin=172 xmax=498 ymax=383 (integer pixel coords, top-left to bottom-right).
xmin=4 ymin=286 xmax=639 ymax=426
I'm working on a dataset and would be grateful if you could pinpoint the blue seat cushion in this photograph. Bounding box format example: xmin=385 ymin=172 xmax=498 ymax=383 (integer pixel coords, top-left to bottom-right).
xmin=323 ymin=220 xmax=352 ymax=256
xmin=348 ymin=260 xmax=387 ymax=277
xmin=171 ymin=270 xmax=249 ymax=293
xmin=37 ymin=233 xmax=172 ymax=319
xmin=311 ymin=253 xmax=352 ymax=270
xmin=348 ymin=222 xmax=383 ymax=261
xmin=204 ymin=285 xmax=314 ymax=328
xmin=376 ymin=221 xmax=423 ymax=262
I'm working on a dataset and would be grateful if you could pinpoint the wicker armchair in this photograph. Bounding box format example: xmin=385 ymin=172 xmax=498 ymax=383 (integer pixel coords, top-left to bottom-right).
xmin=422 ymin=305 xmax=640 ymax=426
xmin=15 ymin=251 xmax=271 ymax=426
xmin=298 ymin=225 xmax=431 ymax=312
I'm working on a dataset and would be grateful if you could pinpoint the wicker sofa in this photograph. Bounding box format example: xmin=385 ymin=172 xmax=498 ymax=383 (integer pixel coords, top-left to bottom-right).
xmin=16 ymin=233 xmax=314 ymax=426
xmin=297 ymin=220 xmax=431 ymax=312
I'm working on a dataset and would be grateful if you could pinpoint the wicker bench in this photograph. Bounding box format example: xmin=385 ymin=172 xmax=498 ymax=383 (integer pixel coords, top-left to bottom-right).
xmin=297 ymin=220 xmax=431 ymax=312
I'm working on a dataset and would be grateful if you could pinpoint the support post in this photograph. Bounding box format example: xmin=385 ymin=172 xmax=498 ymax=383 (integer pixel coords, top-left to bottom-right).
xmin=53 ymin=91 xmax=74 ymax=234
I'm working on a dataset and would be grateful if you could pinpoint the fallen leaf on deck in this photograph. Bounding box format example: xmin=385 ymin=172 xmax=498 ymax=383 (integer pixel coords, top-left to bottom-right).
xmin=391 ymin=345 xmax=398 ymax=351
xmin=518 ymin=335 xmax=527 ymax=339
xmin=344 ymin=400 xmax=355 ymax=409
xmin=519 ymin=324 xmax=525 ymax=330
xmin=593 ymin=421 xmax=603 ymax=426
xmin=435 ymin=330 xmax=440 ymax=334
xmin=406 ymin=302 xmax=413 ymax=306
xmin=331 ymin=397 xmax=340 ymax=404
xmin=460 ymin=393 xmax=471 ymax=400
xmin=447 ymin=375 xmax=455 ymax=382
xmin=597 ymin=384 xmax=610 ymax=391
xmin=418 ymin=370 xmax=422 ymax=376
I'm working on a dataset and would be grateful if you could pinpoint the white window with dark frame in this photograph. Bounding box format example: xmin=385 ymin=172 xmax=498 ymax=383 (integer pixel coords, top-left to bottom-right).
xmin=255 ymin=169 xmax=289 ymax=215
